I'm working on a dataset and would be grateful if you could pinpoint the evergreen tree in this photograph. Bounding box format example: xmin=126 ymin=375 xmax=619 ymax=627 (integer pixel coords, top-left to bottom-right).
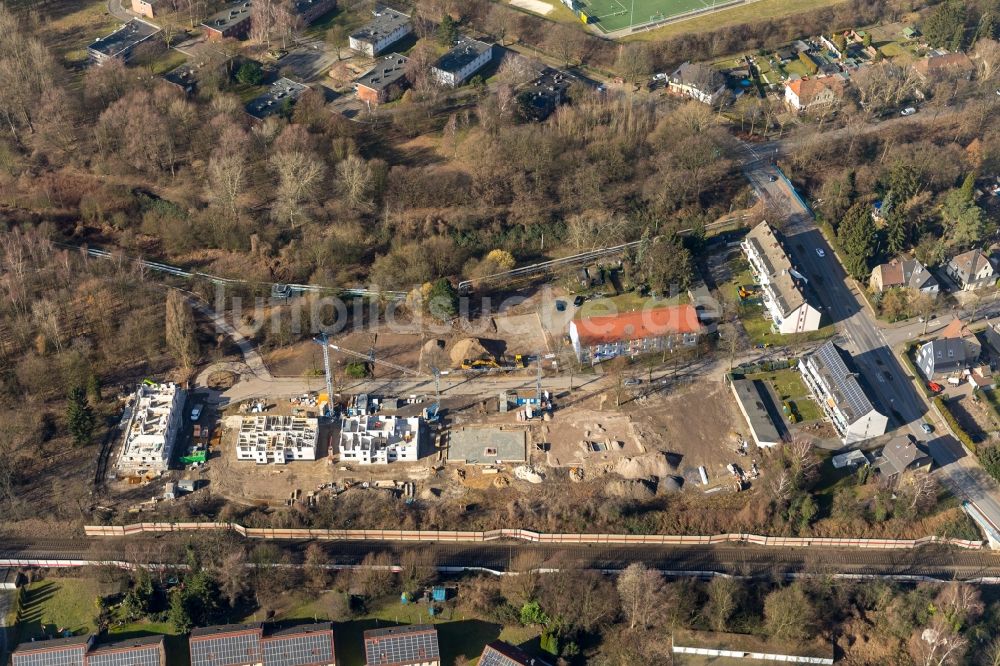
xmin=427 ymin=278 xmax=458 ymax=321
xmin=437 ymin=15 xmax=458 ymax=45
xmin=67 ymin=385 xmax=96 ymax=446
xmin=886 ymin=215 xmax=907 ymax=255
xmin=838 ymin=202 xmax=878 ymax=280
xmin=923 ymin=0 xmax=968 ymax=50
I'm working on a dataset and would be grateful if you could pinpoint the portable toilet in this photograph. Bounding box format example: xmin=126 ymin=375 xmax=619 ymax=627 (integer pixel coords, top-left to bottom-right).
xmin=432 ymin=586 xmax=446 ymax=602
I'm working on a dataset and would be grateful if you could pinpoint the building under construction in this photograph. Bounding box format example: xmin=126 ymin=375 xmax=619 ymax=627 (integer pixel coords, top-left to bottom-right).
xmin=236 ymin=415 xmax=318 ymax=464
xmin=339 ymin=414 xmax=423 ymax=464
xmin=117 ymin=382 xmax=185 ymax=473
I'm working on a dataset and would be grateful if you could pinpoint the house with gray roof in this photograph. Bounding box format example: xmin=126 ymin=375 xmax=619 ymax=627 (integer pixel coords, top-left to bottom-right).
xmin=349 ymin=7 xmax=412 ymax=57
xmin=916 ymin=338 xmax=969 ymax=379
xmin=741 ymin=222 xmax=822 ymax=335
xmin=88 ymin=18 xmax=161 ymax=64
xmin=667 ymin=61 xmax=726 ymax=105
xmin=479 ymin=641 xmax=550 ymax=666
xmin=432 ymin=38 xmax=493 ymax=87
xmin=800 ymin=341 xmax=888 ymax=444
xmin=730 ymin=378 xmax=783 ymax=448
xmin=363 ymin=625 xmax=439 ymax=666
xmin=189 ymin=623 xmax=334 ymax=666
xmin=246 ymin=78 xmax=309 ymax=120
xmin=878 ymin=434 xmax=932 ymax=478
xmin=355 ymin=53 xmax=409 ymax=106
xmin=869 ymin=258 xmax=938 ymax=295
xmin=945 ymin=249 xmax=995 ymax=291
xmin=202 ymin=0 xmax=254 ymax=40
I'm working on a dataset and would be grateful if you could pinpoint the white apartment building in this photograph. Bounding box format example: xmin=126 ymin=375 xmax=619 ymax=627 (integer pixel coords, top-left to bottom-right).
xmin=431 ymin=38 xmax=493 ymax=87
xmin=236 ymin=415 xmax=318 ymax=464
xmin=349 ymin=7 xmax=412 ymax=57
xmin=118 ymin=382 xmax=185 ymax=472
xmin=742 ymin=222 xmax=822 ymax=335
xmin=339 ymin=414 xmax=423 ymax=465
xmin=800 ymin=341 xmax=888 ymax=444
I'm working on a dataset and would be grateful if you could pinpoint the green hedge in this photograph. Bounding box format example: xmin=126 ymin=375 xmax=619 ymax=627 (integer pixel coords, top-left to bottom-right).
xmin=934 ymin=396 xmax=977 ymax=454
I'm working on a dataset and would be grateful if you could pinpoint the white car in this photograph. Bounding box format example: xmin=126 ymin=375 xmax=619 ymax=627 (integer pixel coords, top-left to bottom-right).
xmin=815 ymin=248 xmax=825 ymax=258
xmin=900 ymin=107 xmax=917 ymax=116
xmin=190 ymin=404 xmax=204 ymax=421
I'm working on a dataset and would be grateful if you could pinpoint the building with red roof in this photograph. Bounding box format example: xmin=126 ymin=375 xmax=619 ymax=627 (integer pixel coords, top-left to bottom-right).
xmin=568 ymin=303 xmax=704 ymax=364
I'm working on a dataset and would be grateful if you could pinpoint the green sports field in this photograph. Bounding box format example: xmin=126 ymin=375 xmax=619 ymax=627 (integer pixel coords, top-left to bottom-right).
xmin=580 ymin=0 xmax=731 ymax=32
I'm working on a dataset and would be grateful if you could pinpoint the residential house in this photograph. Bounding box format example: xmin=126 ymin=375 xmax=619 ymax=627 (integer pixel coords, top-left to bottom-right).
xmin=912 ymin=52 xmax=975 ymax=82
xmin=730 ymin=379 xmax=783 ymax=448
xmin=568 ymin=304 xmax=705 ymax=364
xmin=236 ymin=415 xmax=318 ymax=464
xmin=339 ymin=414 xmax=423 ymax=464
xmin=917 ymin=338 xmax=969 ymax=379
xmin=741 ymin=222 xmax=823 ymax=334
xmin=246 ymin=78 xmax=309 ymax=120
xmin=774 ymin=46 xmax=796 ymax=63
xmin=783 ymin=77 xmax=844 ymax=112
xmin=363 ymin=625 xmax=439 ymax=666
xmin=117 ymin=382 xmax=185 ymax=473
xmin=432 ymin=38 xmax=493 ymax=87
xmin=666 ymin=61 xmax=727 ymax=105
xmin=202 ymin=0 xmax=254 ymax=40
xmin=800 ymin=341 xmax=888 ymax=444
xmin=293 ymin=0 xmax=336 ymax=25
xmin=945 ymin=249 xmax=995 ymax=290
xmin=878 ymin=434 xmax=932 ymax=478
xmin=88 ymin=18 xmax=161 ymax=64
xmin=349 ymin=7 xmax=412 ymax=57
xmin=355 ymin=53 xmax=409 ymax=106
xmin=189 ymin=623 xmax=335 ymax=666
xmin=14 ymin=635 xmax=167 ymax=666
xmin=869 ymin=258 xmax=939 ymax=294
xmin=479 ymin=641 xmax=551 ymax=666
xmin=131 ymin=0 xmax=158 ymax=18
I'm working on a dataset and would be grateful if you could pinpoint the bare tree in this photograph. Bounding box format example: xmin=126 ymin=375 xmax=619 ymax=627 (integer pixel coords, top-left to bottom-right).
xmin=165 ymin=290 xmax=199 ymax=370
xmin=270 ymin=149 xmax=327 ymax=227
xmin=337 ymin=154 xmax=374 ymax=211
xmin=486 ymin=5 xmax=515 ymax=47
xmin=974 ymin=38 xmax=1000 ymax=82
xmin=617 ymin=562 xmax=663 ymax=630
xmin=207 ymin=125 xmax=249 ymax=219
xmin=545 ymin=24 xmax=584 ymax=68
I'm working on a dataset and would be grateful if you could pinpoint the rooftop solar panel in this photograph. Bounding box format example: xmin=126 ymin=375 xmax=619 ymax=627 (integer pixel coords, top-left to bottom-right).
xmin=13 ymin=644 xmax=87 ymax=666
xmin=190 ymin=631 xmax=262 ymax=666
xmin=262 ymin=629 xmax=334 ymax=666
xmin=479 ymin=641 xmax=547 ymax=666
xmin=809 ymin=341 xmax=875 ymax=421
xmin=363 ymin=625 xmax=439 ymax=665
xmin=87 ymin=643 xmax=163 ymax=666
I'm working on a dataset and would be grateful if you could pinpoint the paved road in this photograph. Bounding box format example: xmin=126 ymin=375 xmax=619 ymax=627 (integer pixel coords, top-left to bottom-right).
xmin=2 ymin=537 xmax=1000 ymax=581
xmin=741 ymin=143 xmax=1000 ymax=537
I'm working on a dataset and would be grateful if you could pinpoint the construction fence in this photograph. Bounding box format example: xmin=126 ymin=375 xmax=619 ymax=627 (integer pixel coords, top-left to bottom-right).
xmin=82 ymin=523 xmax=985 ymax=550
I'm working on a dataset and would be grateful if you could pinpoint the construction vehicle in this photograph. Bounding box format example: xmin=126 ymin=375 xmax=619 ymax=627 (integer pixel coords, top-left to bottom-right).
xmin=462 ymin=356 xmax=502 ymax=370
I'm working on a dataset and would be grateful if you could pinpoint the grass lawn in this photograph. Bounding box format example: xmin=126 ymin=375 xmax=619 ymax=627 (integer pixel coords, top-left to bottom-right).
xmin=507 ymin=0 xmax=583 ymax=25
xmin=738 ymin=303 xmax=836 ymax=347
xmin=33 ymin=0 xmax=119 ymax=68
xmin=16 ymin=579 xmax=100 ymax=641
xmin=748 ymin=367 xmax=822 ymax=422
xmin=782 ymin=59 xmax=814 ymax=78
xmin=150 ymin=50 xmax=188 ymax=76
xmin=584 ymin=0 xmax=708 ymax=33
xmin=576 ymin=291 xmax=688 ymax=319
xmin=877 ymin=41 xmax=907 ymax=58
xmin=625 ymin=0 xmax=848 ymax=40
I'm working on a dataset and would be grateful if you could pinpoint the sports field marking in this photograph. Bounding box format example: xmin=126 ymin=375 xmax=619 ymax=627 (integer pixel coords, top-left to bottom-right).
xmin=509 ymin=0 xmax=554 ymax=15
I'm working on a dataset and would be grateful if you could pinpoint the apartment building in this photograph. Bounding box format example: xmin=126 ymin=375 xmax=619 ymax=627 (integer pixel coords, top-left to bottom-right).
xmin=799 ymin=341 xmax=888 ymax=444
xmin=741 ymin=222 xmax=822 ymax=335
xmin=118 ymin=382 xmax=185 ymax=473
xmin=338 ymin=414 xmax=423 ymax=465
xmin=236 ymin=415 xmax=318 ymax=464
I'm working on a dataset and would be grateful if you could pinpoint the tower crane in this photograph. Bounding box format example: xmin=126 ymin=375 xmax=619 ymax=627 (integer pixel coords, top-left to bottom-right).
xmin=326 ymin=343 xmax=443 ymax=421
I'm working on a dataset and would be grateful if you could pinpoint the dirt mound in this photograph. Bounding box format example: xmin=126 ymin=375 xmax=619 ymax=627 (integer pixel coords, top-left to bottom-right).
xmin=420 ymin=339 xmax=446 ymax=371
xmin=449 ymin=338 xmax=489 ymax=367
xmin=604 ymin=479 xmax=656 ymax=500
xmin=658 ymin=476 xmax=684 ymax=493
xmin=615 ymin=451 xmax=677 ymax=481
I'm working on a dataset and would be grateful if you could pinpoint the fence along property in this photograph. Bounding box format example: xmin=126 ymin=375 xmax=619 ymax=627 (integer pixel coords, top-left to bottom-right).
xmin=83 ymin=523 xmax=985 ymax=550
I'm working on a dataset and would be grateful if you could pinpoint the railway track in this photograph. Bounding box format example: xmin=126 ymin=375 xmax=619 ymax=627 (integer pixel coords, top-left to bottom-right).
xmin=3 ymin=537 xmax=1000 ymax=581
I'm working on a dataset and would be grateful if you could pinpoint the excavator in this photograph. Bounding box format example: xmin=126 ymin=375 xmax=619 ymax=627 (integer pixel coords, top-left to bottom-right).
xmin=461 ymin=354 xmax=526 ymax=371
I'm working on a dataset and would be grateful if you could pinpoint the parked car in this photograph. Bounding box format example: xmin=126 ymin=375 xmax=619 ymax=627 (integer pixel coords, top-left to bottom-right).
xmin=555 ymin=300 xmax=566 ymax=312
xmin=768 ymin=175 xmax=777 ymax=182
xmin=573 ymin=295 xmax=585 ymax=307
xmin=815 ymin=248 xmax=825 ymax=257
xmin=190 ymin=404 xmax=204 ymax=421
xmin=920 ymin=422 xmax=934 ymax=434
xmin=624 ymin=378 xmax=643 ymax=386
xmin=900 ymin=107 xmax=917 ymax=116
